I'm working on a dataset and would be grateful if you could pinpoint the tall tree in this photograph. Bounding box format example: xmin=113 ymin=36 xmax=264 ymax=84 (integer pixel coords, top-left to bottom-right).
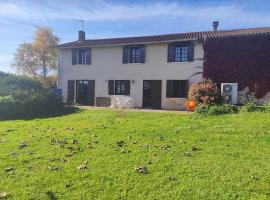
xmin=13 ymin=43 xmax=39 ymax=77
xmin=13 ymin=26 xmax=59 ymax=81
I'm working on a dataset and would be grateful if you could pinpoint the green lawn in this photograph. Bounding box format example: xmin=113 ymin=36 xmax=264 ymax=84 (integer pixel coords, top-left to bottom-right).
xmin=0 ymin=109 xmax=269 ymax=200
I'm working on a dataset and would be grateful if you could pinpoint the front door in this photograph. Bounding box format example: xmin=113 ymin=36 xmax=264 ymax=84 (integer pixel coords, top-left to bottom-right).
xmin=143 ymin=80 xmax=162 ymax=109
xmin=76 ymin=80 xmax=95 ymax=105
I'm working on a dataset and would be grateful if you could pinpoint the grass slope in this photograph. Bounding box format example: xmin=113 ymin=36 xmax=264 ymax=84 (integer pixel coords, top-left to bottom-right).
xmin=0 ymin=109 xmax=269 ymax=199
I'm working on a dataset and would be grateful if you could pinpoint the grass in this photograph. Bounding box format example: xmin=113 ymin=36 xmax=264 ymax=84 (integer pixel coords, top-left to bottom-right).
xmin=0 ymin=109 xmax=269 ymax=199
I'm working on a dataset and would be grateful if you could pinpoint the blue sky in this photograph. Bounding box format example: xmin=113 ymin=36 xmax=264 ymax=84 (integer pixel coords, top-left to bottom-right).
xmin=1 ymin=0 xmax=270 ymax=73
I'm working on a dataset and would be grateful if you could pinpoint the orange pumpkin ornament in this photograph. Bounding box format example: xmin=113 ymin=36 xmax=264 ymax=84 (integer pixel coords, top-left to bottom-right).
xmin=185 ymin=100 xmax=197 ymax=112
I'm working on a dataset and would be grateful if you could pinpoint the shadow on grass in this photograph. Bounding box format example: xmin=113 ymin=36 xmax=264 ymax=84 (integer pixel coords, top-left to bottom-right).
xmin=46 ymin=191 xmax=58 ymax=200
xmin=0 ymin=106 xmax=81 ymax=121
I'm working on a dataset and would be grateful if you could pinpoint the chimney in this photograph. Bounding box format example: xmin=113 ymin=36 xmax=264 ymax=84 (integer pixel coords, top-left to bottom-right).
xmin=212 ymin=21 xmax=219 ymax=31
xmin=78 ymin=31 xmax=85 ymax=41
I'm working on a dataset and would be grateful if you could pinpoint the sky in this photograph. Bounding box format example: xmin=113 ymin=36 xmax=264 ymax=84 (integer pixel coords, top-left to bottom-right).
xmin=1 ymin=0 xmax=270 ymax=73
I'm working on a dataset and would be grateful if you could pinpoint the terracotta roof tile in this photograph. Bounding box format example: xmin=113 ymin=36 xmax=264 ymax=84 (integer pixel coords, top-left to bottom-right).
xmin=57 ymin=27 xmax=270 ymax=48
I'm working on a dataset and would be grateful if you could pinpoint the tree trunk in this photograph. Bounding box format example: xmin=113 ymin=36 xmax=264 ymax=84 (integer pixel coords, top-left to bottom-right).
xmin=42 ymin=60 xmax=46 ymax=79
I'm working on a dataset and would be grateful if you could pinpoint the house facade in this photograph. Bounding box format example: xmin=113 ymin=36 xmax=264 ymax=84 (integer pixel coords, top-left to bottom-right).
xmin=57 ymin=23 xmax=270 ymax=109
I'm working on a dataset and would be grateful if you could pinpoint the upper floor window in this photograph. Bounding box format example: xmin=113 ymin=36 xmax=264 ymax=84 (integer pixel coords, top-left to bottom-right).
xmin=167 ymin=42 xmax=194 ymax=63
xmin=72 ymin=48 xmax=91 ymax=65
xmin=130 ymin=47 xmax=141 ymax=63
xmin=175 ymin=46 xmax=188 ymax=62
xmin=123 ymin=45 xmax=145 ymax=64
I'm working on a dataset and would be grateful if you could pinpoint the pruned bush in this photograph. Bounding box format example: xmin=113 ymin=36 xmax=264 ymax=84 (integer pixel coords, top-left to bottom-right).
xmin=0 ymin=91 xmax=65 ymax=120
xmin=195 ymin=103 xmax=239 ymax=115
xmin=188 ymin=78 xmax=221 ymax=105
xmin=0 ymin=72 xmax=74 ymax=120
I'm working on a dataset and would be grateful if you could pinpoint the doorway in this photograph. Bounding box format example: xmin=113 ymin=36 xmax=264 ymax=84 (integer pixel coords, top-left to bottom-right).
xmin=76 ymin=80 xmax=95 ymax=105
xmin=143 ymin=80 xmax=162 ymax=109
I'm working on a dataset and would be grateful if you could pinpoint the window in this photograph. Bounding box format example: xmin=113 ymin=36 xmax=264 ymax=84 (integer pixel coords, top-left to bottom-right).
xmin=123 ymin=45 xmax=145 ymax=64
xmin=167 ymin=42 xmax=194 ymax=62
xmin=78 ymin=49 xmax=87 ymax=64
xmin=174 ymin=46 xmax=188 ymax=62
xmin=166 ymin=80 xmax=188 ymax=98
xmin=108 ymin=80 xmax=130 ymax=95
xmin=72 ymin=48 xmax=91 ymax=65
xmin=130 ymin=47 xmax=141 ymax=63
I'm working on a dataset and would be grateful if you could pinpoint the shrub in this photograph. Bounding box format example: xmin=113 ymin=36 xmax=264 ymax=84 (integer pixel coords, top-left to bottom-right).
xmin=0 ymin=91 xmax=64 ymax=120
xmin=195 ymin=104 xmax=209 ymax=114
xmin=195 ymin=103 xmax=239 ymax=115
xmin=188 ymin=78 xmax=221 ymax=105
xmin=240 ymin=94 xmax=265 ymax=112
xmin=0 ymin=72 xmax=69 ymax=120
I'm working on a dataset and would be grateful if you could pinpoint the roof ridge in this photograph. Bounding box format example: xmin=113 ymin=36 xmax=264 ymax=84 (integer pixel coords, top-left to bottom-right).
xmin=57 ymin=26 xmax=270 ymax=48
xmin=82 ymin=27 xmax=270 ymax=41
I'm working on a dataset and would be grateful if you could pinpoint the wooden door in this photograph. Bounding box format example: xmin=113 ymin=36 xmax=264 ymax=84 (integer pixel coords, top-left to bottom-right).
xmin=76 ymin=80 xmax=95 ymax=106
xmin=143 ymin=80 xmax=162 ymax=109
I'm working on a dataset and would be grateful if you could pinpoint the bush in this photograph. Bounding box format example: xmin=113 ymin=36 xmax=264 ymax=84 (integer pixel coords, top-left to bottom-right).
xmin=0 ymin=72 xmax=69 ymax=120
xmin=0 ymin=91 xmax=64 ymax=120
xmin=188 ymin=78 xmax=221 ymax=105
xmin=240 ymin=94 xmax=265 ymax=112
xmin=195 ymin=103 xmax=239 ymax=115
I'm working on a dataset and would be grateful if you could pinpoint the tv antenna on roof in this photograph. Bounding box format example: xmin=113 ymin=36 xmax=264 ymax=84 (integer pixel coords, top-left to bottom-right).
xmin=72 ymin=19 xmax=85 ymax=31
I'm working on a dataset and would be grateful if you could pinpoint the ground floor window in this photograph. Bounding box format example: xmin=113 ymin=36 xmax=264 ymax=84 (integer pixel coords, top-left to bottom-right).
xmin=166 ymin=80 xmax=188 ymax=98
xmin=108 ymin=80 xmax=130 ymax=95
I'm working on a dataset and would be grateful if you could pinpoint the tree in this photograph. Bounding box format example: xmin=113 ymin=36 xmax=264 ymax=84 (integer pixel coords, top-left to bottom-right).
xmin=13 ymin=43 xmax=39 ymax=77
xmin=32 ymin=26 xmax=59 ymax=78
xmin=13 ymin=26 xmax=59 ymax=85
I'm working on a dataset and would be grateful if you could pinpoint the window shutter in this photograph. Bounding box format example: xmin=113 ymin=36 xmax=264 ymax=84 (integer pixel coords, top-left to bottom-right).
xmin=167 ymin=44 xmax=175 ymax=62
xmin=88 ymin=80 xmax=95 ymax=106
xmin=124 ymin=80 xmax=130 ymax=95
xmin=166 ymin=80 xmax=173 ymax=97
xmin=188 ymin=42 xmax=194 ymax=62
xmin=184 ymin=80 xmax=189 ymax=98
xmin=179 ymin=80 xmax=188 ymax=98
xmin=86 ymin=48 xmax=91 ymax=65
xmin=72 ymin=49 xmax=77 ymax=65
xmin=108 ymin=80 xmax=114 ymax=95
xmin=67 ymin=80 xmax=75 ymax=104
xmin=139 ymin=45 xmax=145 ymax=63
xmin=123 ymin=46 xmax=129 ymax=64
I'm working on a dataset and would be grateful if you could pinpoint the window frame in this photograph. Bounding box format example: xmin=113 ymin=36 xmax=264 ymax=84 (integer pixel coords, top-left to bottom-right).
xmin=166 ymin=80 xmax=188 ymax=98
xmin=167 ymin=42 xmax=194 ymax=63
xmin=78 ymin=49 xmax=87 ymax=65
xmin=129 ymin=47 xmax=141 ymax=63
xmin=108 ymin=80 xmax=130 ymax=95
xmin=72 ymin=48 xmax=91 ymax=65
xmin=174 ymin=46 xmax=189 ymax=62
xmin=123 ymin=45 xmax=145 ymax=64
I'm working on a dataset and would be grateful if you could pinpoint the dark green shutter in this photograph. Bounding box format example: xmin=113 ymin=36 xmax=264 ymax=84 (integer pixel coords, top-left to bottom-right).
xmin=124 ymin=80 xmax=130 ymax=95
xmin=140 ymin=45 xmax=145 ymax=63
xmin=167 ymin=44 xmax=175 ymax=62
xmin=188 ymin=42 xmax=194 ymax=62
xmin=166 ymin=80 xmax=173 ymax=97
xmin=184 ymin=80 xmax=189 ymax=98
xmin=88 ymin=80 xmax=95 ymax=106
xmin=123 ymin=46 xmax=129 ymax=64
xmin=72 ymin=49 xmax=77 ymax=65
xmin=67 ymin=80 xmax=75 ymax=104
xmin=108 ymin=80 xmax=114 ymax=95
xmin=179 ymin=80 xmax=189 ymax=98
xmin=86 ymin=48 xmax=91 ymax=65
